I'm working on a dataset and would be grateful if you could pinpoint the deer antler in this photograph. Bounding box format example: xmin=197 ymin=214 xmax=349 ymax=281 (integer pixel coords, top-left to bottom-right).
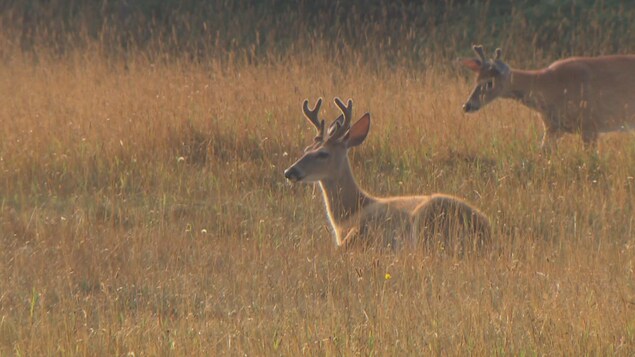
xmin=494 ymin=48 xmax=502 ymax=61
xmin=329 ymin=97 xmax=353 ymax=141
xmin=472 ymin=45 xmax=487 ymax=64
xmin=303 ymin=98 xmax=325 ymax=141
xmin=492 ymin=47 xmax=510 ymax=75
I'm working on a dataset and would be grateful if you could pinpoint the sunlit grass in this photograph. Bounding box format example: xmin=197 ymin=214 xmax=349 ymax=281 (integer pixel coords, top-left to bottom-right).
xmin=0 ymin=36 xmax=634 ymax=355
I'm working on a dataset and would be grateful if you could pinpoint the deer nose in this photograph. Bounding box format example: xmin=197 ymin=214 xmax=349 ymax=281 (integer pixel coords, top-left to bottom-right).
xmin=284 ymin=167 xmax=302 ymax=182
xmin=463 ymin=102 xmax=479 ymax=113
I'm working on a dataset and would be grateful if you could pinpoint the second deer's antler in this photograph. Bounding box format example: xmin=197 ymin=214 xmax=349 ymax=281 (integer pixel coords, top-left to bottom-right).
xmin=494 ymin=48 xmax=502 ymax=61
xmin=472 ymin=45 xmax=487 ymax=64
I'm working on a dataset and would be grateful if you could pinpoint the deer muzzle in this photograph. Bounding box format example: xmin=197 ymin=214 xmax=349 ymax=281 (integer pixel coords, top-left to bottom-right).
xmin=462 ymin=102 xmax=479 ymax=113
xmin=284 ymin=166 xmax=304 ymax=183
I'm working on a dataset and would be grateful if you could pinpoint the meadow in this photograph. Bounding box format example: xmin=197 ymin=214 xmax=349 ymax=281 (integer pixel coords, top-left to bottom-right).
xmin=1 ymin=1 xmax=635 ymax=355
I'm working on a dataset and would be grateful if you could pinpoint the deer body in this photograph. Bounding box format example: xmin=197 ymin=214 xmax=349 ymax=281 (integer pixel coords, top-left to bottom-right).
xmin=285 ymin=98 xmax=491 ymax=251
xmin=462 ymin=46 xmax=635 ymax=150
xmin=335 ymin=194 xmax=490 ymax=251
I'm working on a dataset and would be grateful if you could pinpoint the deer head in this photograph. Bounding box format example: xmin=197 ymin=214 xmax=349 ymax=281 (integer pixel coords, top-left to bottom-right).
xmin=284 ymin=97 xmax=370 ymax=183
xmin=461 ymin=45 xmax=511 ymax=112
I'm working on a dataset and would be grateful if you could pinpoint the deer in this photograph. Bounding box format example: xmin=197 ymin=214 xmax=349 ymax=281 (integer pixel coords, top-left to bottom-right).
xmin=461 ymin=45 xmax=635 ymax=152
xmin=284 ymin=97 xmax=491 ymax=252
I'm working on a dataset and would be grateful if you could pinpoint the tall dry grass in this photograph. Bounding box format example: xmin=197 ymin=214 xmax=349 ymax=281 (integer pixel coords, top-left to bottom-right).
xmin=0 ymin=43 xmax=634 ymax=355
xmin=1 ymin=2 xmax=635 ymax=354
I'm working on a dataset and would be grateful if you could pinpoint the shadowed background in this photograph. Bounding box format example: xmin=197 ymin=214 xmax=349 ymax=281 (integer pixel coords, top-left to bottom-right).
xmin=5 ymin=0 xmax=635 ymax=65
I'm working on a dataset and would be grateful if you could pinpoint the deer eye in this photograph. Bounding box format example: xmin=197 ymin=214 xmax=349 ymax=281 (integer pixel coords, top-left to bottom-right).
xmin=315 ymin=151 xmax=329 ymax=159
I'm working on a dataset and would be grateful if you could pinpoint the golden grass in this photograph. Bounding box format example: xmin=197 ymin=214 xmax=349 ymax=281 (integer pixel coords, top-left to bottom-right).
xmin=0 ymin=44 xmax=635 ymax=355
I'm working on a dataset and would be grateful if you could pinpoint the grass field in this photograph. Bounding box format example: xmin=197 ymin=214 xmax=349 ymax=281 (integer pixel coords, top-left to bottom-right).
xmin=2 ymin=7 xmax=635 ymax=354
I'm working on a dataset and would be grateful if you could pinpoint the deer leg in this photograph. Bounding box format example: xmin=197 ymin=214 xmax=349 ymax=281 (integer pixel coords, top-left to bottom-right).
xmin=581 ymin=129 xmax=599 ymax=152
xmin=541 ymin=128 xmax=563 ymax=154
xmin=339 ymin=227 xmax=359 ymax=250
xmin=540 ymin=113 xmax=565 ymax=153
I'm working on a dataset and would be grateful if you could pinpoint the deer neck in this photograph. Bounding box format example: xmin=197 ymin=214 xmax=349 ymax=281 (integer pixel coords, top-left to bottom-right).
xmin=504 ymin=69 xmax=549 ymax=111
xmin=318 ymin=157 xmax=373 ymax=228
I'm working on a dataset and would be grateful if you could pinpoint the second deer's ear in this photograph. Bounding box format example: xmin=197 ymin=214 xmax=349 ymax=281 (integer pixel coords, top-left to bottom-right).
xmin=345 ymin=113 xmax=371 ymax=148
xmin=461 ymin=58 xmax=482 ymax=72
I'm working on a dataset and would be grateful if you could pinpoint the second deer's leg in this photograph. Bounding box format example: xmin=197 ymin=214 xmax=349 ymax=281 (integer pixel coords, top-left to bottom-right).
xmin=540 ymin=128 xmax=564 ymax=154
xmin=581 ymin=130 xmax=599 ymax=151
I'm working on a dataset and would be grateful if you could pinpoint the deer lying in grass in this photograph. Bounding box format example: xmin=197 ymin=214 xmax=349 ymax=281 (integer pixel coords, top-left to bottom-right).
xmin=461 ymin=45 xmax=635 ymax=151
xmin=284 ymin=98 xmax=491 ymax=252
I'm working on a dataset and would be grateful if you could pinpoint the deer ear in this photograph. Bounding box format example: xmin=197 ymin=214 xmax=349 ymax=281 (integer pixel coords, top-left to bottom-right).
xmin=345 ymin=113 xmax=370 ymax=148
xmin=461 ymin=58 xmax=482 ymax=72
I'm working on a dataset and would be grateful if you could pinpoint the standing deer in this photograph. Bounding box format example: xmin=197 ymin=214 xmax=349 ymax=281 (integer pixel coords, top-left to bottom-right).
xmin=284 ymin=97 xmax=491 ymax=252
xmin=461 ymin=45 xmax=635 ymax=151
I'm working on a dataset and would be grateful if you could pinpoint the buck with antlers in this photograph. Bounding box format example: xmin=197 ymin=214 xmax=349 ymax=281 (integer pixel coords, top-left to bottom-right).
xmin=284 ymin=98 xmax=491 ymax=252
xmin=461 ymin=45 xmax=635 ymax=151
